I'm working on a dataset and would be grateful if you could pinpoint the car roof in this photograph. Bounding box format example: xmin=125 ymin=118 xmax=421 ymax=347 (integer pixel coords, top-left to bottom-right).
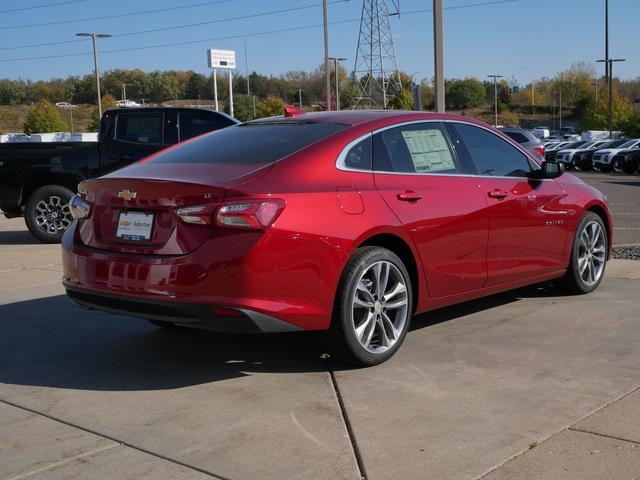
xmin=247 ymin=110 xmax=492 ymax=129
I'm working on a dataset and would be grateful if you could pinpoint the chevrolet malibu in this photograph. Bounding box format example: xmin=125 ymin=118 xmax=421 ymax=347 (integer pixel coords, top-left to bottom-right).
xmin=62 ymin=111 xmax=612 ymax=366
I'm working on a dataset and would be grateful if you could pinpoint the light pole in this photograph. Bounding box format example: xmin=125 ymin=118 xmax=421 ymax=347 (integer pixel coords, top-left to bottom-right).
xmin=76 ymin=32 xmax=111 ymax=119
xmin=597 ymin=58 xmax=626 ymax=138
xmin=329 ymin=57 xmax=347 ymax=110
xmin=433 ymin=0 xmax=445 ymax=112
xmin=591 ymin=82 xmax=599 ymax=102
xmin=243 ymin=36 xmax=250 ymax=95
xmin=487 ymin=74 xmax=503 ymax=127
xmin=322 ymin=0 xmax=331 ymax=111
xmin=298 ymin=89 xmax=303 ymax=109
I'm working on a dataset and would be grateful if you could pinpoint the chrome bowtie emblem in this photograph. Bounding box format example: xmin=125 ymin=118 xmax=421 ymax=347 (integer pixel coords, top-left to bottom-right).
xmin=117 ymin=190 xmax=137 ymax=201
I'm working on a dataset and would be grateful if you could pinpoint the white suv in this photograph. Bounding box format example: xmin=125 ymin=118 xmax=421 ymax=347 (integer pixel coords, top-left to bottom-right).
xmin=592 ymin=139 xmax=640 ymax=171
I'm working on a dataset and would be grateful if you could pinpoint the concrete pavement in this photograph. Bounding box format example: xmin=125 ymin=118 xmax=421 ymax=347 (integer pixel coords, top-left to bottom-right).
xmin=573 ymin=171 xmax=640 ymax=246
xmin=1 ymin=216 xmax=639 ymax=479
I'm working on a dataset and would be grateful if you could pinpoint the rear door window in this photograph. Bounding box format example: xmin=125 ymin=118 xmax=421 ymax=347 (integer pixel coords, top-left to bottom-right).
xmin=452 ymin=123 xmax=533 ymax=177
xmin=373 ymin=122 xmax=461 ymax=174
xmin=178 ymin=111 xmax=233 ymax=141
xmin=115 ymin=113 xmax=164 ymax=144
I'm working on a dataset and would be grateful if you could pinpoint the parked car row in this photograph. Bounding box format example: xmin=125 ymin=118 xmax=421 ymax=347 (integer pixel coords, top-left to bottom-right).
xmin=546 ymin=138 xmax=640 ymax=173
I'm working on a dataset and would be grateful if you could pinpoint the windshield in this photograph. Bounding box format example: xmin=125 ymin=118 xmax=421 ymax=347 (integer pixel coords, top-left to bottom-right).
xmin=605 ymin=140 xmax=625 ymax=148
xmin=618 ymin=140 xmax=638 ymax=149
xmin=147 ymin=122 xmax=348 ymax=165
xmin=564 ymin=141 xmax=586 ymax=149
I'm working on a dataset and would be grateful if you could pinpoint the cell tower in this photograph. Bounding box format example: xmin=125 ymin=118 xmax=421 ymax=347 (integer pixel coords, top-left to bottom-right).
xmin=352 ymin=0 xmax=403 ymax=108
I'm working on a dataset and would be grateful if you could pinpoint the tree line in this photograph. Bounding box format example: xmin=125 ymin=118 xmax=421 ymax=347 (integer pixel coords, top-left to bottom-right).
xmin=2 ymin=62 xmax=639 ymax=135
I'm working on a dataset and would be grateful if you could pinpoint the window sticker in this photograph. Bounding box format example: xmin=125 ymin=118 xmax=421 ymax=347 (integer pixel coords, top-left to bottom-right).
xmin=401 ymin=129 xmax=455 ymax=172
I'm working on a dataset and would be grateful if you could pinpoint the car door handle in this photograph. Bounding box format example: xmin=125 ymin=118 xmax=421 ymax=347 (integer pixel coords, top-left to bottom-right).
xmin=488 ymin=189 xmax=509 ymax=199
xmin=397 ymin=191 xmax=423 ymax=202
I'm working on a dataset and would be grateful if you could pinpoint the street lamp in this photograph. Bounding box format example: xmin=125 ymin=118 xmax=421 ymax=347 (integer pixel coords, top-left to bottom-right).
xmin=433 ymin=0 xmax=445 ymax=112
xmin=596 ymin=58 xmax=626 ymax=138
xmin=329 ymin=57 xmax=347 ymax=110
xmin=322 ymin=0 xmax=331 ymax=111
xmin=76 ymin=32 xmax=112 ymax=119
xmin=487 ymin=74 xmax=503 ymax=127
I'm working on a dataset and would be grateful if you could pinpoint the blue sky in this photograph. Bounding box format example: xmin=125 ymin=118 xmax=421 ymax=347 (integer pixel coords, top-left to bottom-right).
xmin=0 ymin=0 xmax=637 ymax=85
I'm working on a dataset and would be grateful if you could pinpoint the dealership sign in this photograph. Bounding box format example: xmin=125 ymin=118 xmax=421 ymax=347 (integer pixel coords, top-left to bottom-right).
xmin=207 ymin=49 xmax=236 ymax=69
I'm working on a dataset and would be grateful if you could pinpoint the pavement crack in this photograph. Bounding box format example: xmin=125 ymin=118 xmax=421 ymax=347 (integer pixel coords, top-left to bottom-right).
xmin=7 ymin=444 xmax=119 ymax=480
xmin=324 ymin=357 xmax=368 ymax=480
xmin=0 ymin=263 xmax=59 ymax=273
xmin=568 ymin=427 xmax=640 ymax=446
xmin=0 ymin=397 xmax=231 ymax=480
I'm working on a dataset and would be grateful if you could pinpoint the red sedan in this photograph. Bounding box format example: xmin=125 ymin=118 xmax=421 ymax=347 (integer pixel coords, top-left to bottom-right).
xmin=62 ymin=111 xmax=612 ymax=366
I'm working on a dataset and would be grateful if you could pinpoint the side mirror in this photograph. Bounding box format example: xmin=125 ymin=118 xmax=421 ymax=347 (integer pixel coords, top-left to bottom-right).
xmin=531 ymin=160 xmax=564 ymax=179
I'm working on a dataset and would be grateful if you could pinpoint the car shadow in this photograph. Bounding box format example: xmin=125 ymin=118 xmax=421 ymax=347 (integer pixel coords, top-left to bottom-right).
xmin=0 ymin=284 xmax=564 ymax=391
xmin=0 ymin=229 xmax=41 ymax=245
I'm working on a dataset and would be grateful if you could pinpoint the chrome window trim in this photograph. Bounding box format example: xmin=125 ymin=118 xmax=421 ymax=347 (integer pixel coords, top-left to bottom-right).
xmin=335 ymin=118 xmax=544 ymax=179
xmin=335 ymin=132 xmax=373 ymax=173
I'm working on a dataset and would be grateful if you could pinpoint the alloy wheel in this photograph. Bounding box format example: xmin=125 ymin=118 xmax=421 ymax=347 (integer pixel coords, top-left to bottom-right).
xmin=351 ymin=260 xmax=409 ymax=354
xmin=577 ymin=221 xmax=606 ymax=287
xmin=35 ymin=195 xmax=72 ymax=235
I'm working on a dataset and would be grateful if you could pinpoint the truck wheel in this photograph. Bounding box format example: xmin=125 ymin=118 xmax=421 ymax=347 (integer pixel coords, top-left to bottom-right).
xmin=25 ymin=185 xmax=75 ymax=243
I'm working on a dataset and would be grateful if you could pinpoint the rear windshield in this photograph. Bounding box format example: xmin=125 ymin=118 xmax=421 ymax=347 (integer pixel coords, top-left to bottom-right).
xmin=503 ymin=131 xmax=530 ymax=144
xmin=148 ymin=122 xmax=347 ymax=165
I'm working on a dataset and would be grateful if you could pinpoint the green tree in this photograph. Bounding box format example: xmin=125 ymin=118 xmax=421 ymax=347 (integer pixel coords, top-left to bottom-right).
xmin=23 ymin=99 xmax=68 ymax=134
xmin=88 ymin=94 xmax=118 ymax=131
xmin=621 ymin=110 xmax=640 ymax=138
xmin=388 ymin=88 xmax=413 ymax=110
xmin=224 ymin=94 xmax=256 ymax=122
xmin=257 ymin=95 xmax=284 ymax=118
xmin=583 ymin=88 xmax=634 ymax=131
xmin=446 ymin=78 xmax=486 ymax=109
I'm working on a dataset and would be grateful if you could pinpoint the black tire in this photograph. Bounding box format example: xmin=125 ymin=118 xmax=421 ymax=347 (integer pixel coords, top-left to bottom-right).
xmin=323 ymin=246 xmax=413 ymax=367
xmin=24 ymin=185 xmax=75 ymax=243
xmin=560 ymin=212 xmax=608 ymax=294
xmin=612 ymin=161 xmax=625 ymax=174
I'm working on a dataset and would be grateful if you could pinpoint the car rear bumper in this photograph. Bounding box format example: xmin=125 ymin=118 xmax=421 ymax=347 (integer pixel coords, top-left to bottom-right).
xmin=62 ymin=221 xmax=347 ymax=331
xmin=66 ymin=286 xmax=301 ymax=333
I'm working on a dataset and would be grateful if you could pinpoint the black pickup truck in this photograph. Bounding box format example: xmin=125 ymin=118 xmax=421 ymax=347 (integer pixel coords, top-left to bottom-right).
xmin=0 ymin=107 xmax=237 ymax=242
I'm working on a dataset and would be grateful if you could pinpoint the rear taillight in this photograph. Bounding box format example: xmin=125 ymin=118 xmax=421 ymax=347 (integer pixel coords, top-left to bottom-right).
xmin=216 ymin=200 xmax=285 ymax=229
xmin=176 ymin=205 xmax=215 ymax=225
xmin=176 ymin=199 xmax=285 ymax=229
xmin=535 ymin=145 xmax=545 ymax=158
xmin=69 ymin=194 xmax=92 ymax=219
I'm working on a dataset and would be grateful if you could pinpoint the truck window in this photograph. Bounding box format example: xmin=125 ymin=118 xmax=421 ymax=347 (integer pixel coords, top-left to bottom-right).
xmin=115 ymin=113 xmax=164 ymax=144
xmin=178 ymin=111 xmax=230 ymax=142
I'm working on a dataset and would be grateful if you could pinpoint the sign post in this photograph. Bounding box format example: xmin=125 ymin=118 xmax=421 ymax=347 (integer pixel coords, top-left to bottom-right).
xmin=207 ymin=49 xmax=236 ymax=115
xmin=213 ymin=69 xmax=218 ymax=111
